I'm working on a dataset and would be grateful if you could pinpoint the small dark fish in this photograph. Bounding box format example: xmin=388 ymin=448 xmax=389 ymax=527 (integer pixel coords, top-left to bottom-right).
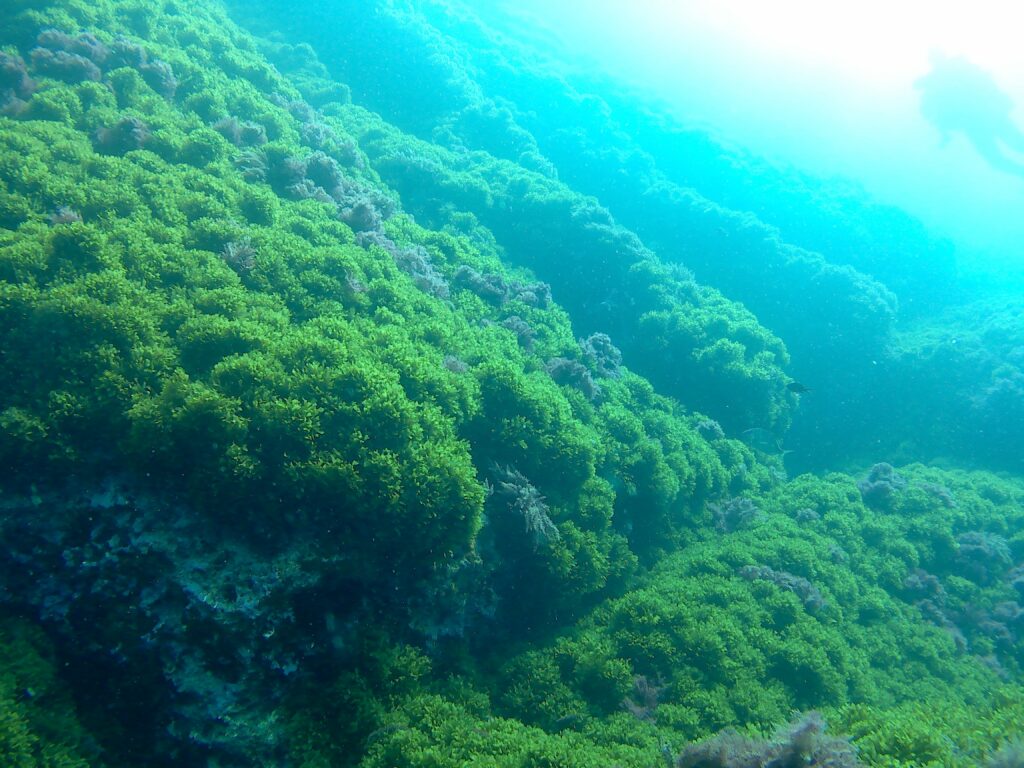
xmin=786 ymin=381 xmax=812 ymax=394
xmin=741 ymin=428 xmax=794 ymax=457
xmin=553 ymin=713 xmax=586 ymax=731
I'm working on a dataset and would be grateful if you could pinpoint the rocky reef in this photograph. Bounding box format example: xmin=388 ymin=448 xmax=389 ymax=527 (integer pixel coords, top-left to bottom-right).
xmin=1 ymin=1 xmax=1023 ymax=766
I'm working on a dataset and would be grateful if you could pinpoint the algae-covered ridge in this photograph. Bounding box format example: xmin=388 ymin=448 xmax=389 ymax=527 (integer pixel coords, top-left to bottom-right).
xmin=0 ymin=0 xmax=1022 ymax=766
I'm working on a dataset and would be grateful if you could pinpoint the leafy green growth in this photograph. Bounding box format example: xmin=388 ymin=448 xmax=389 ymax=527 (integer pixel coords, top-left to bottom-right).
xmin=0 ymin=617 xmax=94 ymax=767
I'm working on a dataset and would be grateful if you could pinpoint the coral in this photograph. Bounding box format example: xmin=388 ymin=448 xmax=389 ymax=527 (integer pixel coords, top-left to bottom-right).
xmin=37 ymin=29 xmax=109 ymax=64
xmin=544 ymin=356 xmax=601 ymax=400
xmin=221 ymin=237 xmax=257 ymax=273
xmin=1010 ymin=566 xmax=1024 ymax=600
xmin=580 ymin=332 xmax=623 ymax=378
xmin=450 ymin=264 xmax=553 ymax=309
xmin=107 ymin=37 xmax=148 ymax=68
xmin=269 ymin=91 xmax=317 ymax=122
xmin=268 ymin=151 xmax=309 ymax=190
xmin=903 ymin=568 xmax=945 ymax=602
xmin=499 ymin=315 xmax=535 ymax=350
xmin=739 ymin=565 xmax=826 ymax=613
xmin=0 ymin=51 xmax=35 ymax=115
xmin=957 ymin=531 xmax=1012 ymax=585
xmin=828 ymin=543 xmax=849 ymax=564
xmin=286 ymin=177 xmax=335 ymax=205
xmin=391 ymin=243 xmax=450 ymax=298
xmin=491 ymin=464 xmax=560 ymax=546
xmin=453 ymin=264 xmax=508 ymax=303
xmin=0 ymin=92 xmax=29 ymax=117
xmin=334 ymin=178 xmax=396 ymax=232
xmin=104 ymin=36 xmax=176 ymax=97
xmin=794 ymin=507 xmax=820 ymax=522
xmin=443 ymin=355 xmax=468 ymax=373
xmin=344 ymin=271 xmax=367 ymax=295
xmin=337 ymin=192 xmax=386 ymax=231
xmin=257 ymin=148 xmax=395 ymax=231
xmin=676 ymin=712 xmax=861 ymax=768
xmin=318 ymin=128 xmax=361 ymax=168
xmin=507 ymin=277 xmax=552 ymax=308
xmin=303 ymin=149 xmax=344 ymax=191
xmin=213 ymin=116 xmax=269 ymax=147
xmin=357 ymin=230 xmax=449 ymax=298
xmin=919 ymin=481 xmax=957 ymax=508
xmin=47 ymin=206 xmax=83 ymax=225
xmin=621 ymin=675 xmax=666 ymax=723
xmin=916 ymin=599 xmax=967 ymax=652
xmin=299 ymin=120 xmax=332 ymax=149
xmin=988 ymin=737 xmax=1024 ymax=768
xmin=710 ymin=496 xmax=761 ymax=533
xmin=138 ymin=57 xmax=177 ymax=98
xmin=92 ymin=115 xmax=150 ymax=154
xmin=30 ymin=47 xmax=102 ymax=83
xmin=0 ymin=52 xmax=34 ymax=96
xmin=857 ymin=463 xmax=906 ymax=510
xmin=234 ymin=148 xmax=268 ymax=182
xmin=696 ymin=417 xmax=725 ymax=441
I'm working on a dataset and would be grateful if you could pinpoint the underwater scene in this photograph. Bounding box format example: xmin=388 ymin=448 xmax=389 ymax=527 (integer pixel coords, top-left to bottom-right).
xmin=3 ymin=0 xmax=1024 ymax=765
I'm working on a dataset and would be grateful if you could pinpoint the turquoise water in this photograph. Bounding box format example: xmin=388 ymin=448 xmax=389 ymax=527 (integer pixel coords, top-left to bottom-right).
xmin=1 ymin=1 xmax=1023 ymax=766
xmin=497 ymin=1 xmax=1024 ymax=271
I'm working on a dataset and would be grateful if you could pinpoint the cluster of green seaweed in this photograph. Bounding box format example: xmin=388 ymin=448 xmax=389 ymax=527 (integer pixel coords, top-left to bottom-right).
xmin=1 ymin=0 xmax=1023 ymax=766
xmin=0 ymin=618 xmax=96 ymax=767
xmin=228 ymin=2 xmax=801 ymax=437
xmin=227 ymin=0 xmax=903 ymax=434
xmin=286 ymin=464 xmax=1024 ymax=767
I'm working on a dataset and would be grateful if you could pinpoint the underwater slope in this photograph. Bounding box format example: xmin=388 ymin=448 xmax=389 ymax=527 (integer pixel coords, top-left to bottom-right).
xmin=230 ymin=0 xmax=997 ymax=472
xmin=227 ymin=1 xmax=801 ymax=437
xmin=0 ymin=0 xmax=1023 ymax=766
xmin=235 ymin=0 xmax=897 ymax=348
xmin=0 ymin=0 xmax=774 ymax=761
